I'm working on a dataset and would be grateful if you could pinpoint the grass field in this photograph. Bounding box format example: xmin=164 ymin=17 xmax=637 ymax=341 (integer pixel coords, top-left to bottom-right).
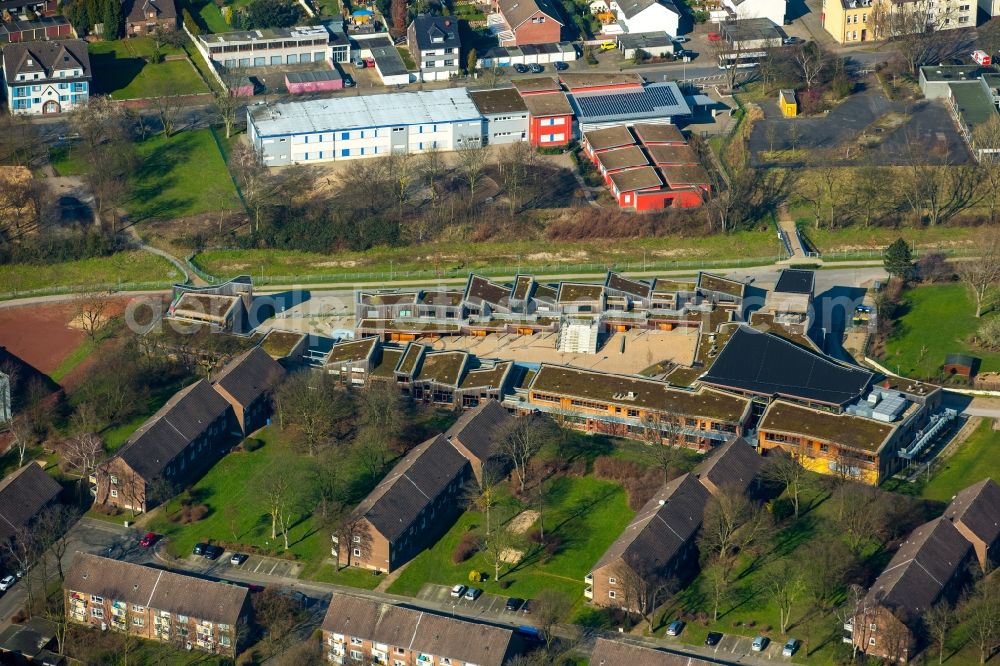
xmin=130 ymin=129 xmax=242 ymax=220
xmin=89 ymin=40 xmax=208 ymax=99
xmin=882 ymin=283 xmax=1000 ymax=379
xmin=193 ymin=231 xmax=788 ymax=283
xmin=913 ymin=420 xmax=1000 ymax=502
xmin=801 ymin=225 xmax=984 ymax=259
xmin=387 ymin=475 xmax=634 ymax=606
xmin=0 ymin=251 xmax=181 ymax=296
xmin=48 ymin=143 xmax=90 ymax=177
xmin=178 ymin=0 xmax=231 ymax=33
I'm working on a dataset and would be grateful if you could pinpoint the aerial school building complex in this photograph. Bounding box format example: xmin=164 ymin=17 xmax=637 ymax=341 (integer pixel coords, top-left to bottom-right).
xmin=322 ymin=268 xmax=952 ymax=486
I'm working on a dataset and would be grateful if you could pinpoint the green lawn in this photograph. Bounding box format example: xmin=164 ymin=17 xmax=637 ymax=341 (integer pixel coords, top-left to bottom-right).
xmin=0 ymin=251 xmax=181 ymax=296
xmin=146 ymin=427 xmax=330 ymax=569
xmin=799 ymin=225 xmax=983 ymax=260
xmin=882 ymin=283 xmax=1000 ymax=379
xmin=49 ymin=143 xmax=89 ymax=176
xmin=89 ymin=40 xmax=208 ymax=99
xmin=919 ymin=420 xmax=1000 ymax=502
xmin=178 ymin=0 xmax=231 ymax=33
xmin=130 ymin=129 xmax=242 ymax=221
xmin=193 ymin=230 xmax=787 ymax=284
xmin=387 ymin=475 xmax=634 ymax=607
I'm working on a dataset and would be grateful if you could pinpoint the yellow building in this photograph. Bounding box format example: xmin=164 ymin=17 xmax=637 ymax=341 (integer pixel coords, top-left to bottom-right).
xmin=779 ymin=89 xmax=797 ymax=117
xmin=821 ymin=0 xmax=874 ymax=44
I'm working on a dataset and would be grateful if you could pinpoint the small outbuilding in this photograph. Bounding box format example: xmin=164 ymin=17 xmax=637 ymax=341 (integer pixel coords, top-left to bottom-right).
xmin=779 ymin=89 xmax=797 ymax=117
xmin=943 ymin=353 xmax=978 ymax=377
xmin=285 ymin=69 xmax=343 ymax=94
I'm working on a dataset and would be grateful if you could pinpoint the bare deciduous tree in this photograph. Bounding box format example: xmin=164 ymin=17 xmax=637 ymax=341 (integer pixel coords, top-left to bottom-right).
xmin=498 ymin=415 xmax=550 ymax=494
xmin=765 ymin=561 xmax=805 ymax=634
xmin=792 ymin=43 xmax=827 ymax=90
xmin=962 ymin=577 xmax=1000 ymax=664
xmin=334 ymin=515 xmax=373 ymax=569
xmin=956 ymin=236 xmax=1000 ymax=318
xmin=924 ymin=601 xmax=954 ymax=665
xmin=73 ymin=291 xmax=112 ymax=341
xmin=699 ymin=486 xmax=769 ymax=578
xmin=639 ymin=411 xmax=684 ymax=483
xmin=761 ymin=449 xmax=810 ymax=519
xmin=456 ymin=143 xmax=490 ymax=203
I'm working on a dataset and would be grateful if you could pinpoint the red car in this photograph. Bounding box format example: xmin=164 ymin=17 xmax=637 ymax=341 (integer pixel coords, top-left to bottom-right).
xmin=707 ymin=32 xmax=722 ymax=41
xmin=364 ymin=57 xmax=376 ymax=67
xmin=139 ymin=532 xmax=158 ymax=548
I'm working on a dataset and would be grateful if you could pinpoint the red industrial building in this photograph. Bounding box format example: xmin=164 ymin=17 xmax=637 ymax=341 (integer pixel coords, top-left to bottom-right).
xmin=582 ymin=123 xmax=709 ymax=211
xmin=513 ymin=76 xmax=573 ymax=147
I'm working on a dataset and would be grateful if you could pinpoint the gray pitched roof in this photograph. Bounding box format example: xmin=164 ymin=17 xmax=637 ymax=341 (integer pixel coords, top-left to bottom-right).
xmin=616 ymin=0 xmax=680 ymax=19
xmin=2 ymin=39 xmax=90 ymax=83
xmin=65 ymin=553 xmax=248 ymax=625
xmin=445 ymin=399 xmax=514 ymax=462
xmin=865 ymin=517 xmax=972 ymax=620
xmin=212 ymin=347 xmax=285 ymax=409
xmin=592 ymin=638 xmax=717 ymax=666
xmin=410 ymin=15 xmax=461 ymax=51
xmin=593 ymin=473 xmax=710 ymax=574
xmin=943 ymin=478 xmax=1000 ymax=549
xmin=694 ymin=436 xmax=762 ymax=495
xmin=117 ymin=379 xmax=232 ymax=480
xmin=351 ymin=435 xmax=469 ymax=541
xmin=322 ymin=592 xmax=517 ymax=666
xmin=0 ymin=463 xmax=61 ymax=544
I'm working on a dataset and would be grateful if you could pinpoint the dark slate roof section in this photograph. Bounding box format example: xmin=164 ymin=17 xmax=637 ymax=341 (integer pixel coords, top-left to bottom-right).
xmin=865 ymin=517 xmax=971 ymax=620
xmin=0 ymin=463 xmax=61 ymax=544
xmin=352 ymin=435 xmax=469 ymax=541
xmin=125 ymin=0 xmax=177 ymax=24
xmin=65 ymin=553 xmax=248 ymax=626
xmin=445 ymin=399 xmax=514 ymax=462
xmin=694 ymin=436 xmax=762 ymax=495
xmin=2 ymin=39 xmax=91 ymax=84
xmin=774 ymin=269 xmax=815 ymax=295
xmin=212 ymin=347 xmax=285 ymax=409
xmin=593 ymin=473 xmax=710 ymax=574
xmin=700 ymin=325 xmax=873 ymax=406
xmin=591 ymin=638 xmax=718 ymax=666
xmin=118 ymin=380 xmax=232 ymax=479
xmin=411 ymin=15 xmax=461 ymax=51
xmin=322 ymin=592 xmax=517 ymax=666
xmin=944 ymin=478 xmax=1000 ymax=550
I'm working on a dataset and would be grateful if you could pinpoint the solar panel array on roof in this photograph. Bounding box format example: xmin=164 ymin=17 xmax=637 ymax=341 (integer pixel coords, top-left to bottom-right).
xmin=575 ymin=85 xmax=678 ymax=119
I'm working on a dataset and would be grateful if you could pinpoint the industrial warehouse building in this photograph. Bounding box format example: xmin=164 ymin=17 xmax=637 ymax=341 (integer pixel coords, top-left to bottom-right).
xmin=247 ymin=88 xmax=484 ymax=165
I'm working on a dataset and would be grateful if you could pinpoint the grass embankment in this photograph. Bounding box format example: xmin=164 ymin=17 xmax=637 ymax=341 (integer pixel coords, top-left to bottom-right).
xmin=882 ymin=283 xmax=1000 ymax=379
xmin=193 ymin=231 xmax=788 ymax=283
xmin=0 ymin=251 xmax=180 ymax=296
xmin=800 ymin=225 xmax=984 ymax=260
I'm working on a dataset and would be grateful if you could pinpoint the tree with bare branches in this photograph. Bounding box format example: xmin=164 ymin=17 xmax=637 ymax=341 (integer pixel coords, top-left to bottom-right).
xmin=498 ymin=415 xmax=551 ymax=494
xmin=792 ymin=42 xmax=827 ymax=90
xmin=73 ymin=291 xmax=112 ymax=342
xmin=699 ymin=486 xmax=769 ymax=578
xmin=924 ymin=601 xmax=955 ymax=665
xmin=456 ymin=143 xmax=490 ymax=203
xmin=956 ymin=236 xmax=1000 ymax=318
xmin=761 ymin=449 xmax=810 ymax=519
xmin=962 ymin=577 xmax=1000 ymax=664
xmin=639 ymin=411 xmax=684 ymax=483
xmin=334 ymin=515 xmax=373 ymax=569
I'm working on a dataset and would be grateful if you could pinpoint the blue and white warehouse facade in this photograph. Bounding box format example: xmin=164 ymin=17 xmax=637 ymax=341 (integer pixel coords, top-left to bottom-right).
xmin=247 ymin=88 xmax=486 ymax=166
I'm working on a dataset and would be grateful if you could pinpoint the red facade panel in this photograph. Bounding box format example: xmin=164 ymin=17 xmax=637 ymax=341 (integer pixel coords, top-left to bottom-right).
xmin=528 ymin=114 xmax=571 ymax=146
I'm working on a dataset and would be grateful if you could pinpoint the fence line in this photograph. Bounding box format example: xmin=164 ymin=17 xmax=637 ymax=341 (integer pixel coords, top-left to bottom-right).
xmin=0 ymin=281 xmax=176 ymax=301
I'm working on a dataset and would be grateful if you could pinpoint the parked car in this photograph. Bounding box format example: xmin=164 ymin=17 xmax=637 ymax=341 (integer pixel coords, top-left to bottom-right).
xmin=520 ymin=599 xmax=533 ymax=614
xmin=353 ymin=58 xmax=366 ymax=68
xmin=782 ymin=639 xmax=801 ymax=657
xmin=513 ymin=63 xmax=529 ymax=73
xmin=464 ymin=587 xmax=483 ymax=601
xmin=554 ymin=61 xmax=569 ymax=70
xmin=705 ymin=632 xmax=723 ymax=646
xmin=600 ymin=41 xmax=617 ymax=50
xmin=529 ymin=63 xmax=544 ymax=73
xmin=450 ymin=584 xmax=467 ymax=598
xmin=203 ymin=545 xmax=224 ymax=560
xmin=676 ymin=49 xmax=696 ymax=59
xmin=364 ymin=57 xmax=376 ymax=67
xmin=0 ymin=575 xmax=15 ymax=592
xmin=674 ymin=35 xmax=690 ymax=42
xmin=139 ymin=532 xmax=157 ymax=548
xmin=505 ymin=597 xmax=524 ymax=611
xmin=782 ymin=36 xmax=804 ymax=45
xmin=666 ymin=620 xmax=685 ymax=636
xmin=193 ymin=543 xmax=208 ymax=556
xmin=752 ymin=636 xmax=769 ymax=652
xmin=230 ymin=553 xmax=249 ymax=566
xmin=343 ymin=75 xmax=356 ymax=87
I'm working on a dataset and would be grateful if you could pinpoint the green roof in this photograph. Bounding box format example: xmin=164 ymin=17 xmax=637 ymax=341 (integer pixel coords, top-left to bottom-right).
xmin=326 ymin=337 xmax=377 ymax=364
xmin=416 ymin=351 xmax=468 ymax=387
xmin=370 ymin=348 xmax=403 ymax=378
xmin=558 ymin=283 xmax=605 ymax=303
xmin=260 ymin=330 xmax=304 ymax=358
xmin=759 ymin=400 xmax=893 ymax=453
xmin=698 ymin=272 xmax=746 ymax=298
xmin=459 ymin=361 xmax=512 ymax=389
xmin=397 ymin=343 xmax=426 ymax=376
xmin=949 ymin=82 xmax=997 ymax=131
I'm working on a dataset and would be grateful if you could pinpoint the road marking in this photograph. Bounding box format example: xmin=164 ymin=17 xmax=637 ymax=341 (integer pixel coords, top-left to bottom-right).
xmin=268 ymin=562 xmax=279 ymax=575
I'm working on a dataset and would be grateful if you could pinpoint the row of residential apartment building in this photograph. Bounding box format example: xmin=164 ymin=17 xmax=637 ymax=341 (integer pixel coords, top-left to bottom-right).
xmin=821 ymin=0 xmax=998 ymax=44
xmin=246 ymin=72 xmax=692 ymax=165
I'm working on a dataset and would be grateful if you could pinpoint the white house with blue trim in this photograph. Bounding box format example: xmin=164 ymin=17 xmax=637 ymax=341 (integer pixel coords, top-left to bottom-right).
xmin=247 ymin=88 xmax=485 ymax=166
xmin=2 ymin=39 xmax=90 ymax=115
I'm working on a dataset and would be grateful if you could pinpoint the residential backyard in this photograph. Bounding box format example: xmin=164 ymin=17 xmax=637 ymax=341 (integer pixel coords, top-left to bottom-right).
xmin=882 ymin=283 xmax=1000 ymax=379
xmin=896 ymin=419 xmax=1000 ymax=502
xmin=89 ymin=39 xmax=208 ymax=99
xmin=387 ymin=474 xmax=635 ymax=608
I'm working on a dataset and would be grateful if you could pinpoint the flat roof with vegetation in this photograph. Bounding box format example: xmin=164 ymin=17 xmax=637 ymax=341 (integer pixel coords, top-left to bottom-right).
xmin=557 ymin=282 xmax=606 ymax=303
xmin=398 ymin=343 xmax=427 ymax=376
xmin=459 ymin=361 xmax=512 ymax=389
xmin=260 ymin=330 xmax=305 ymax=358
xmin=760 ymin=400 xmax=893 ymax=453
xmin=146 ymin=319 xmax=262 ymax=356
xmin=370 ymin=348 xmax=404 ymax=378
xmin=327 ymin=336 xmax=377 ymax=364
xmin=529 ymin=364 xmax=749 ymax=421
xmin=416 ymin=351 xmax=468 ymax=387
xmin=698 ymin=272 xmax=746 ymax=298
xmin=358 ymin=319 xmax=461 ymax=333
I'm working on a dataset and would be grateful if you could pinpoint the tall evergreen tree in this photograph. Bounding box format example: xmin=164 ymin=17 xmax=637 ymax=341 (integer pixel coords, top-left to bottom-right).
xmin=102 ymin=0 xmax=122 ymax=39
xmin=883 ymin=237 xmax=914 ymax=281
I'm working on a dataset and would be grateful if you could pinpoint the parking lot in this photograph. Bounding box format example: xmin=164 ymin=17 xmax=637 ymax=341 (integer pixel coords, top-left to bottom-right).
xmin=665 ymin=630 xmax=794 ymax=661
xmin=182 ymin=548 xmax=302 ymax=579
xmin=416 ymin=583 xmax=532 ymax=621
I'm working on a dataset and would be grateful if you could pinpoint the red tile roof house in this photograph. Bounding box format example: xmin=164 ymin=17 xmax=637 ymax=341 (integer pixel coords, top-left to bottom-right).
xmin=65 ymin=553 xmax=250 ymax=656
xmin=321 ymin=591 xmax=523 ymax=666
xmin=493 ymin=0 xmax=563 ymax=46
xmin=586 ymin=437 xmax=763 ymax=612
